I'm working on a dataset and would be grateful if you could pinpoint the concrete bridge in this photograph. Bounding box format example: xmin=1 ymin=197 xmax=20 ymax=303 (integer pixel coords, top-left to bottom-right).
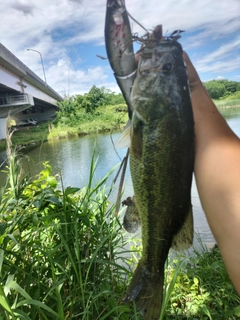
xmin=0 ymin=43 xmax=63 ymax=139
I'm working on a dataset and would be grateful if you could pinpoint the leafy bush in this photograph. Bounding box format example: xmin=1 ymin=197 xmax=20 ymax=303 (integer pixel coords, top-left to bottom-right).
xmin=56 ymin=96 xmax=77 ymax=118
xmin=203 ymin=81 xmax=226 ymax=99
xmin=203 ymin=79 xmax=240 ymax=100
xmin=81 ymin=85 xmax=106 ymax=113
xmin=57 ymin=86 xmax=126 ymax=120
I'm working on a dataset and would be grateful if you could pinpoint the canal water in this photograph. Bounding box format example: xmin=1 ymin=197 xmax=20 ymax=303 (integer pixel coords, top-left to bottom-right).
xmin=1 ymin=106 xmax=240 ymax=249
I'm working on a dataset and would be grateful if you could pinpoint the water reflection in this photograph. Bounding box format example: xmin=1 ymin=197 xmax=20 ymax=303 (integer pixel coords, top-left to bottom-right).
xmin=21 ymin=133 xmax=129 ymax=189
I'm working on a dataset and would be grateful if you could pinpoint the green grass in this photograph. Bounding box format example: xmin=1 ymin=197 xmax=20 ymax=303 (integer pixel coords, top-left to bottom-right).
xmin=214 ymin=93 xmax=240 ymax=120
xmin=163 ymin=246 xmax=240 ymax=319
xmin=215 ymin=99 xmax=240 ymax=108
xmin=214 ymin=91 xmax=240 ymax=108
xmin=0 ymin=122 xmax=50 ymax=152
xmin=0 ymin=121 xmax=239 ymax=320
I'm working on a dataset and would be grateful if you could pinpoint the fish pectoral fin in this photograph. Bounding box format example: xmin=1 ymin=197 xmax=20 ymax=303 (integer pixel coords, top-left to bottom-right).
xmin=171 ymin=205 xmax=193 ymax=251
xmin=122 ymin=196 xmax=141 ymax=233
xmin=116 ymin=123 xmax=131 ymax=148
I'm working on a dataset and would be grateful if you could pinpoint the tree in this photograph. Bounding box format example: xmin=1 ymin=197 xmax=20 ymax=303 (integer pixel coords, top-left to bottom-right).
xmin=57 ymin=96 xmax=77 ymax=118
xmin=81 ymin=85 xmax=106 ymax=113
xmin=237 ymin=82 xmax=240 ymax=92
xmin=103 ymin=90 xmax=125 ymax=105
xmin=224 ymin=80 xmax=238 ymax=93
xmin=203 ymin=79 xmax=240 ymax=99
xmin=203 ymin=80 xmax=226 ymax=99
xmin=56 ymin=86 xmax=126 ymax=122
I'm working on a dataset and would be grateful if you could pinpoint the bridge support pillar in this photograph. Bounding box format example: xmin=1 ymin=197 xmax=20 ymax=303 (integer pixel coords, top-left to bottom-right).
xmin=0 ymin=118 xmax=7 ymax=140
xmin=0 ymin=118 xmax=6 ymax=140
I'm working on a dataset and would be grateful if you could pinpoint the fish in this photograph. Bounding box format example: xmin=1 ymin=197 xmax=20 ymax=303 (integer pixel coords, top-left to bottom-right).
xmin=104 ymin=0 xmax=137 ymax=119
xmin=105 ymin=1 xmax=195 ymax=319
xmin=122 ymin=27 xmax=195 ymax=319
xmin=105 ymin=0 xmax=137 ymax=215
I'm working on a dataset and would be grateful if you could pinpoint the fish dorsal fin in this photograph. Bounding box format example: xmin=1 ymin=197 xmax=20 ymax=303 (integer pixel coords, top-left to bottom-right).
xmin=171 ymin=205 xmax=193 ymax=251
xmin=116 ymin=124 xmax=131 ymax=148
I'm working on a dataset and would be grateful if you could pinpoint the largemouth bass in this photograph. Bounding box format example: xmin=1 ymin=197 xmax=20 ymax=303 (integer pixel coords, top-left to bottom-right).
xmin=122 ymin=29 xmax=195 ymax=319
xmin=105 ymin=1 xmax=194 ymax=318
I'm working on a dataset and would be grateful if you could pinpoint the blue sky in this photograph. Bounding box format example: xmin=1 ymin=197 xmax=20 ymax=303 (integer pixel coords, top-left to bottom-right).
xmin=0 ymin=0 xmax=239 ymax=97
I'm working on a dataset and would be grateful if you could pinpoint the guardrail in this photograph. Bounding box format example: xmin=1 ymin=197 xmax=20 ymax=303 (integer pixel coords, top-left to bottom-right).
xmin=0 ymin=94 xmax=33 ymax=107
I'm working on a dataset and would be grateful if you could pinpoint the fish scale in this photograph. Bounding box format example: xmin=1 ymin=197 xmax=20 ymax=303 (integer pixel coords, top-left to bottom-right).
xmin=131 ymin=115 xmax=192 ymax=261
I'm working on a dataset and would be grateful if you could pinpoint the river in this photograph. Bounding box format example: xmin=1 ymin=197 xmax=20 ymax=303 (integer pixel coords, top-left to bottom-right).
xmin=1 ymin=106 xmax=240 ymax=249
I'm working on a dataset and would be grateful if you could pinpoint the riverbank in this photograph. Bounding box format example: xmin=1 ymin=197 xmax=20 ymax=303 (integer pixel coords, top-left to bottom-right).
xmin=0 ymin=104 xmax=128 ymax=152
xmin=0 ymin=97 xmax=239 ymax=153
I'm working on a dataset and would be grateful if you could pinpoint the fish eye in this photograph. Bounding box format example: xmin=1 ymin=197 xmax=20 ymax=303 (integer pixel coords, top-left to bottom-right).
xmin=162 ymin=63 xmax=172 ymax=73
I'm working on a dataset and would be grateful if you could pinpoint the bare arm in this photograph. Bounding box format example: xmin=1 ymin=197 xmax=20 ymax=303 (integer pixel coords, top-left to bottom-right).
xmin=183 ymin=52 xmax=240 ymax=294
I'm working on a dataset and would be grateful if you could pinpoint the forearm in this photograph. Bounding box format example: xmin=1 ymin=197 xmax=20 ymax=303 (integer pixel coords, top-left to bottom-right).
xmin=190 ymin=74 xmax=240 ymax=295
xmin=182 ymin=52 xmax=240 ymax=293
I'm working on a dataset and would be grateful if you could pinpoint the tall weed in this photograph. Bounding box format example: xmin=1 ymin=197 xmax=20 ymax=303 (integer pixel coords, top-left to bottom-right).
xmin=0 ymin=149 xmax=136 ymax=319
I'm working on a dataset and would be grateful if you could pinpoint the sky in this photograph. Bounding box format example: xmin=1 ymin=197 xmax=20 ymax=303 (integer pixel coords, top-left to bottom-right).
xmin=0 ymin=0 xmax=240 ymax=97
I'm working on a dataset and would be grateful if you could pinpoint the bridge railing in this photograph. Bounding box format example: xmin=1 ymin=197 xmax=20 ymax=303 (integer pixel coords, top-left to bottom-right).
xmin=0 ymin=93 xmax=33 ymax=107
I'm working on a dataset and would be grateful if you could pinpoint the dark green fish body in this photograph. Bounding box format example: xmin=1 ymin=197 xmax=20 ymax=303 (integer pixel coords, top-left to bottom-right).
xmin=124 ymin=36 xmax=195 ymax=319
xmin=104 ymin=1 xmax=194 ymax=317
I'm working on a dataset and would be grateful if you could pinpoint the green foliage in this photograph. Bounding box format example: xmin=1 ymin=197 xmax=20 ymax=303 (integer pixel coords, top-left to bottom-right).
xmin=203 ymin=81 xmax=226 ymax=99
xmin=163 ymin=245 xmax=240 ymax=319
xmin=54 ymin=86 xmax=128 ymax=133
xmin=8 ymin=122 xmax=50 ymax=150
xmin=81 ymin=85 xmax=106 ymax=113
xmin=214 ymin=92 xmax=240 ymax=111
xmin=103 ymin=90 xmax=125 ymax=106
xmin=57 ymin=86 xmax=126 ymax=122
xmin=56 ymin=96 xmax=77 ymax=118
xmin=224 ymin=80 xmax=238 ymax=93
xmin=0 ymin=151 xmax=137 ymax=319
xmin=0 ymin=147 xmax=239 ymax=319
xmin=203 ymin=79 xmax=240 ymax=100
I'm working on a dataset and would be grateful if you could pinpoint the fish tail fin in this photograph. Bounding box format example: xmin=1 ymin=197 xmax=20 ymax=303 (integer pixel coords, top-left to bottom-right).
xmin=124 ymin=260 xmax=164 ymax=319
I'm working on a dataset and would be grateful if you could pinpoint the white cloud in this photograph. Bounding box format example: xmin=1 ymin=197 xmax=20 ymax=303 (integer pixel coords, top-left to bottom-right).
xmin=0 ymin=0 xmax=239 ymax=96
xmin=47 ymin=59 xmax=110 ymax=96
xmin=195 ymin=55 xmax=240 ymax=76
xmin=185 ymin=34 xmax=240 ymax=78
